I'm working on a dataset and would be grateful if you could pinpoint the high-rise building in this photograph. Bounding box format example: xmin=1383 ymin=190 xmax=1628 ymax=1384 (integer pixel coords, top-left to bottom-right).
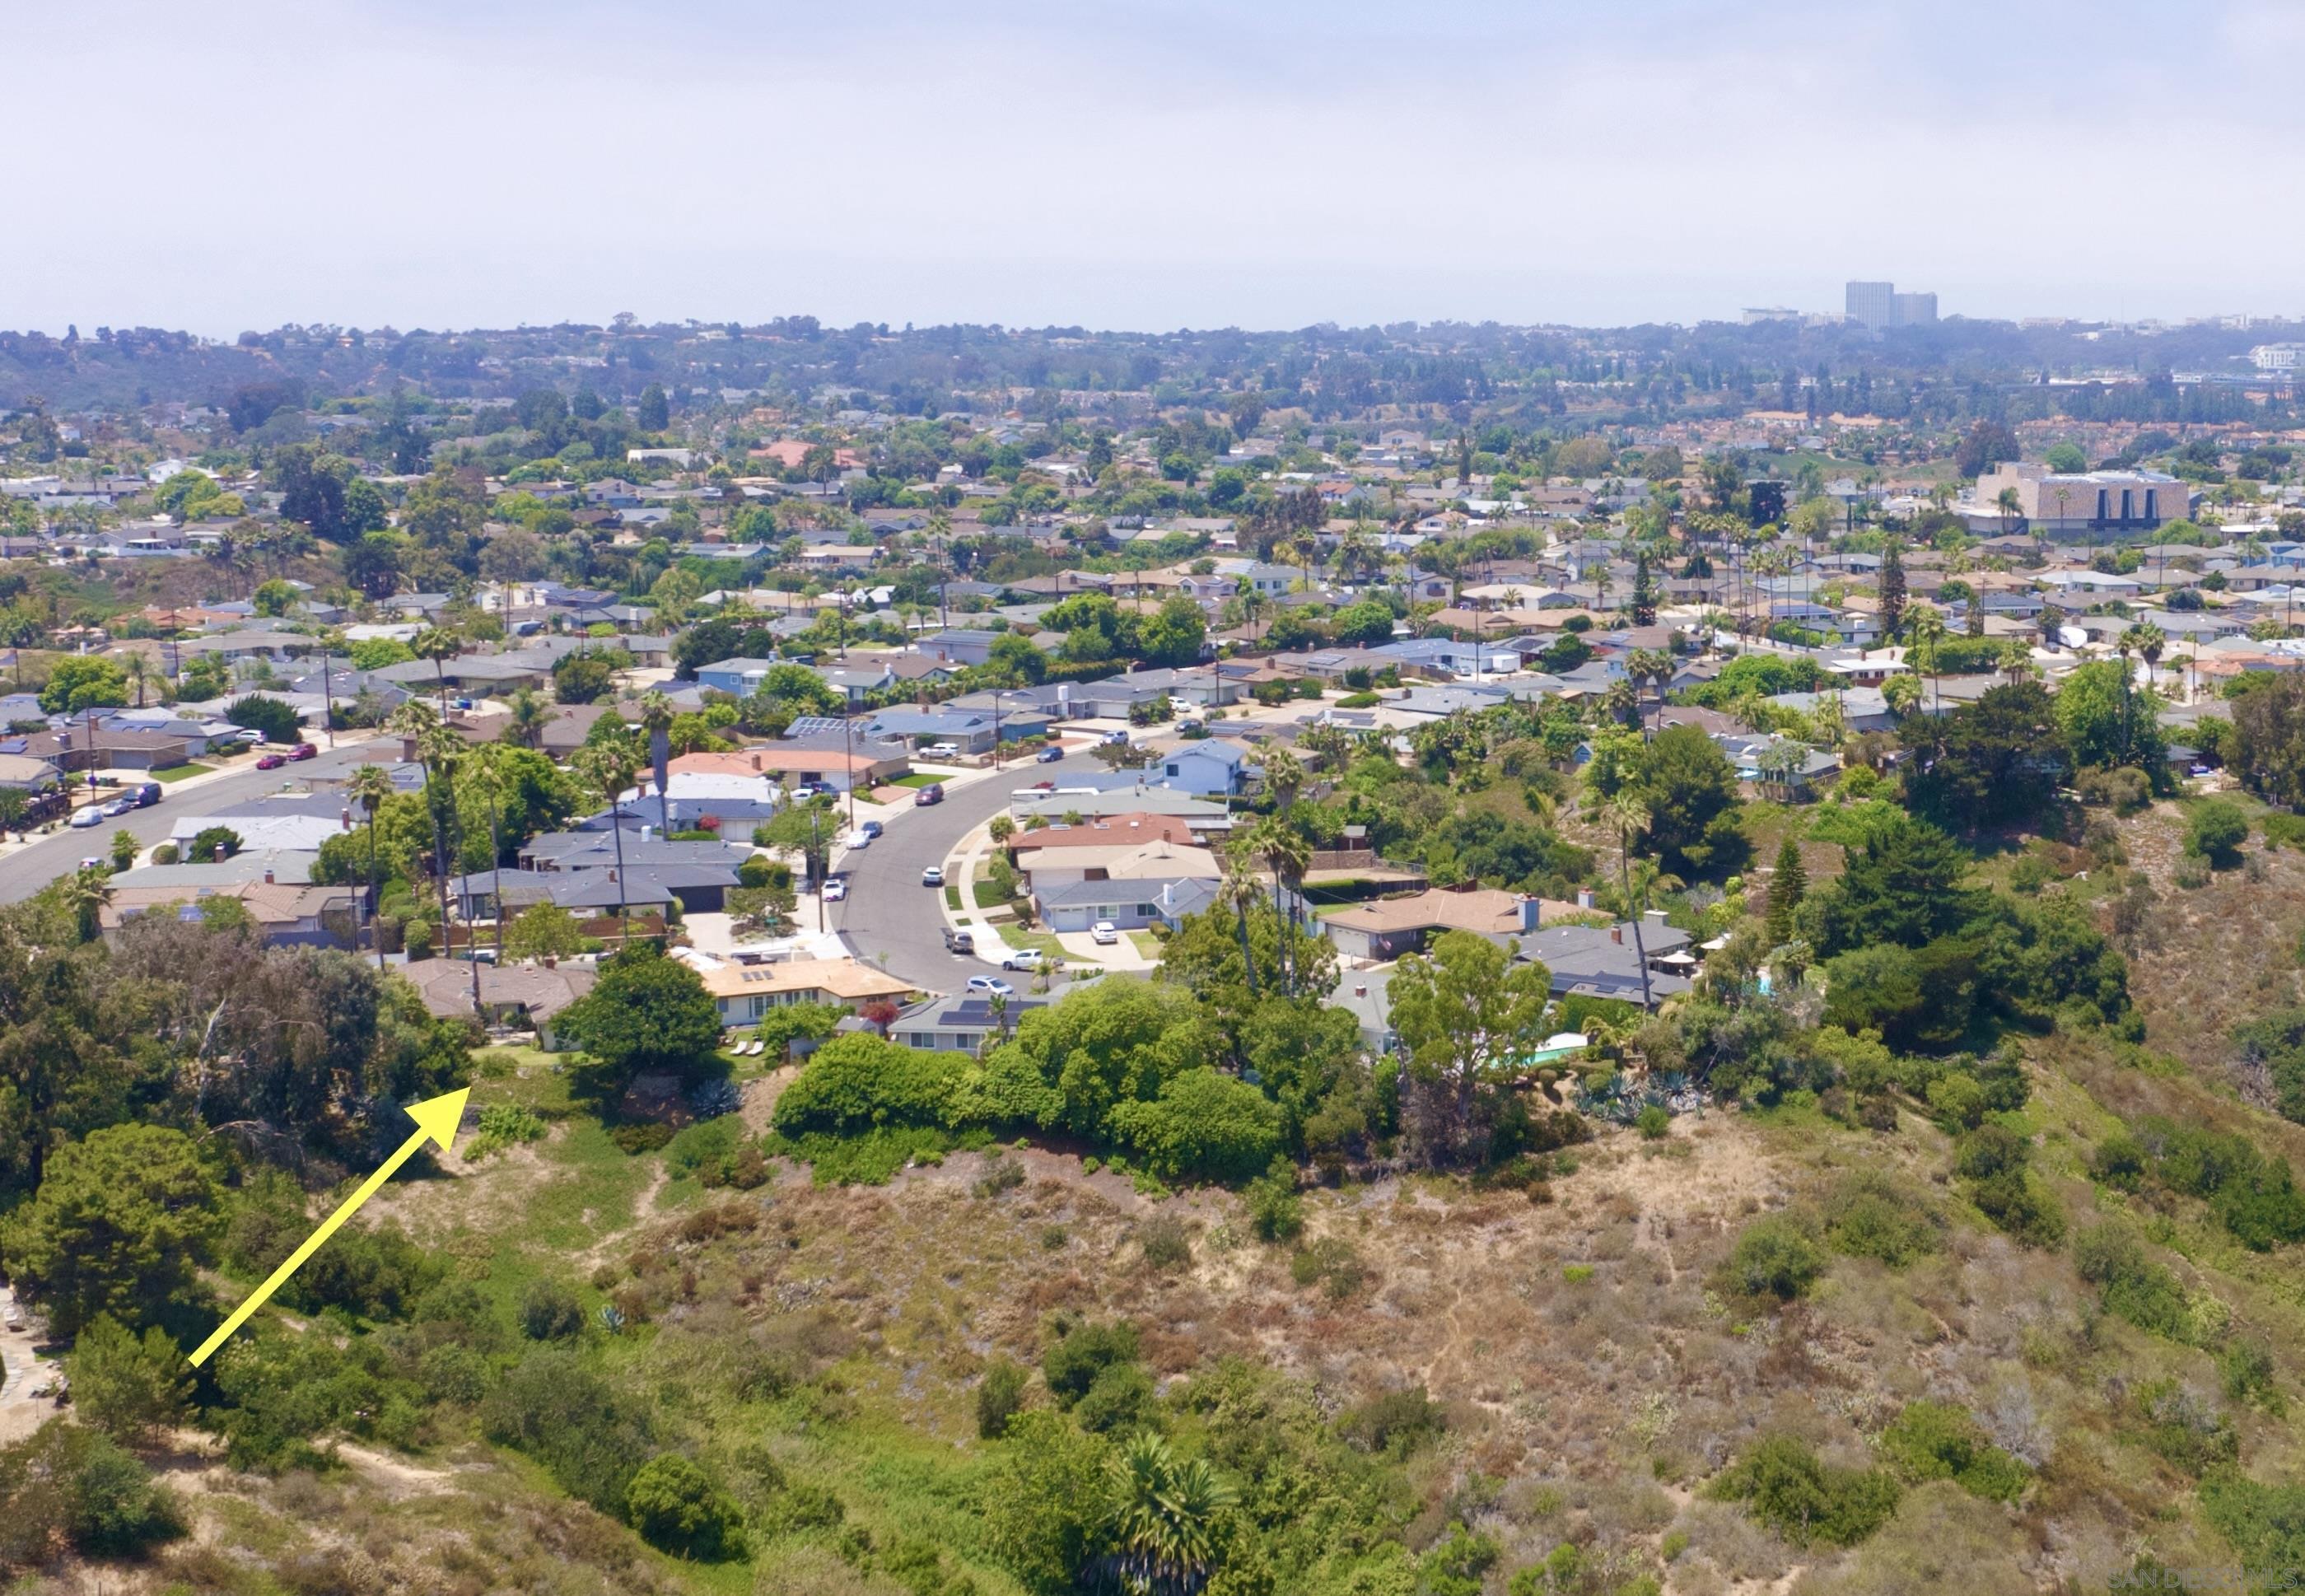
xmin=1845 ymin=281 xmax=1896 ymax=331
xmin=1845 ymin=281 xmax=1938 ymax=331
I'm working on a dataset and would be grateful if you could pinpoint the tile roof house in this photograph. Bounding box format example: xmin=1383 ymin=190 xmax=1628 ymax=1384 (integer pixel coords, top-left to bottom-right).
xmin=689 ymin=956 xmax=917 ymax=1028
xmin=400 ymin=960 xmax=598 ymax=1048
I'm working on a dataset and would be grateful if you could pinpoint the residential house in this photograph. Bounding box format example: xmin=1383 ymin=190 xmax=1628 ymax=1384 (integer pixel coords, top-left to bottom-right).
xmin=894 ymin=994 xmax=1047 ymax=1056
xmin=1323 ymin=885 xmax=1573 ymax=964
xmin=1151 ymin=739 xmax=1257 ymax=796
xmin=401 ymin=960 xmax=598 ymax=1048
xmin=690 ymin=956 xmax=917 ymax=1028
xmin=1034 ymin=875 xmax=1219 ymax=933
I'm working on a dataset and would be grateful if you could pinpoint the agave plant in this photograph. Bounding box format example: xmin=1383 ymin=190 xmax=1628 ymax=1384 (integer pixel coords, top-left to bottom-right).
xmin=689 ymin=1079 xmax=743 ymax=1118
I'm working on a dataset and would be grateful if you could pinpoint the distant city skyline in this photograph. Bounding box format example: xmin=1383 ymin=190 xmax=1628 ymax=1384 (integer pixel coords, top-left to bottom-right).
xmin=15 ymin=1 xmax=2305 ymax=336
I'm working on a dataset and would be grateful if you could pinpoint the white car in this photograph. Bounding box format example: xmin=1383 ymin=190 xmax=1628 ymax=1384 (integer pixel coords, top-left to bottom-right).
xmin=846 ymin=830 xmax=871 ymax=849
xmin=922 ymin=866 xmax=945 ymax=887
xmin=68 ymin=806 xmax=104 ymax=829
xmin=923 ymin=743 xmax=959 ymax=758
xmin=968 ymin=975 xmax=1015 ymax=997
xmin=1001 ymin=947 xmax=1046 ymax=972
xmin=1090 ymin=922 xmax=1120 ymax=945
xmin=822 ymin=879 xmax=848 ymax=902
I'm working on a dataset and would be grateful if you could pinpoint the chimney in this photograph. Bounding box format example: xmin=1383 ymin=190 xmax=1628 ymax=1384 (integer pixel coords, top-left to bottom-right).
xmin=1610 ymin=926 xmax=1622 ymax=945
xmin=751 ymin=754 xmax=763 ymax=772
xmin=263 ymin=868 xmax=274 ymax=884
xmin=341 ymin=808 xmax=353 ymax=831
xmin=213 ymin=844 xmax=227 ymax=863
xmin=543 ymin=954 xmax=557 ymax=968
xmin=1576 ymin=886 xmax=1595 ymax=910
xmin=608 ymin=868 xmax=618 ymax=883
xmin=1645 ymin=908 xmax=1668 ymax=925
xmin=401 ymin=735 xmax=418 ymax=761
xmin=1519 ymin=895 xmax=1542 ymax=932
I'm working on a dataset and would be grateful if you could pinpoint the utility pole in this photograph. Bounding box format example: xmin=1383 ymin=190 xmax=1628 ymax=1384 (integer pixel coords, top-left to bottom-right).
xmin=812 ymin=806 xmax=824 ymax=933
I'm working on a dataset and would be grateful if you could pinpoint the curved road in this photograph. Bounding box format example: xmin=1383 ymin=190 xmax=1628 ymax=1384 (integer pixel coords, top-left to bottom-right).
xmin=830 ymin=744 xmax=1105 ymax=995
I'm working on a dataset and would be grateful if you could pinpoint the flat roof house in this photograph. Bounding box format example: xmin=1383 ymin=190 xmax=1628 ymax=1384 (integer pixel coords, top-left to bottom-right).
xmin=691 ymin=956 xmax=917 ymax=1028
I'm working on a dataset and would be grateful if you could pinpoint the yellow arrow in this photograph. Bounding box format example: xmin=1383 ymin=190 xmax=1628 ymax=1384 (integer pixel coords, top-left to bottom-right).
xmin=189 ymin=1088 xmax=469 ymax=1367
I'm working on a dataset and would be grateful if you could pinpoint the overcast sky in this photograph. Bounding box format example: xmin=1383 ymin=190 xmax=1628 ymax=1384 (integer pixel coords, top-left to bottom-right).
xmin=12 ymin=1 xmax=2301 ymax=336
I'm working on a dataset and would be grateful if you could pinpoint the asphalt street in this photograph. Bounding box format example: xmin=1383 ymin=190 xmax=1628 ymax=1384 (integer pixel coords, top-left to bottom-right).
xmin=831 ymin=745 xmax=1104 ymax=995
xmin=0 ymin=740 xmax=386 ymax=905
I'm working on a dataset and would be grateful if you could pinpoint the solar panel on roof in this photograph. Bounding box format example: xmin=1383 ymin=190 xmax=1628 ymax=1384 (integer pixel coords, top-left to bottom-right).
xmin=782 ymin=716 xmax=852 ymax=739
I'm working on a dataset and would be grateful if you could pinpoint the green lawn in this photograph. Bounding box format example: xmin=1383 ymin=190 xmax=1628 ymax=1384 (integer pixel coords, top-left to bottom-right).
xmin=1127 ymin=931 xmax=1164 ymax=958
xmin=152 ymin=763 xmax=213 ymax=783
xmin=944 ymin=884 xmax=962 ymax=911
xmin=889 ymin=772 xmax=944 ymax=788
xmin=972 ymin=880 xmax=1014 ymax=909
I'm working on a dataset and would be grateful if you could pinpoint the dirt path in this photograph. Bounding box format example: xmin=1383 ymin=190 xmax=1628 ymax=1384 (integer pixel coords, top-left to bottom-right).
xmin=0 ymin=1293 xmax=63 ymax=1445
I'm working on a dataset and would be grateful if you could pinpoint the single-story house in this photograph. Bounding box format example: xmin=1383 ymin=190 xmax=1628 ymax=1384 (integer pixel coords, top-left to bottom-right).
xmin=1034 ymin=875 xmax=1218 ymax=933
xmin=401 ymin=959 xmax=597 ymax=1048
xmin=1323 ymin=886 xmax=1571 ymax=964
xmin=691 ymin=956 xmax=917 ymax=1028
xmin=1151 ymin=740 xmax=1257 ymax=797
xmin=893 ymin=994 xmax=1048 ymax=1056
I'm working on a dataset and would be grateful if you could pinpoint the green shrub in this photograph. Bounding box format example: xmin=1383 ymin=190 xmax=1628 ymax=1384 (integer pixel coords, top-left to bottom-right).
xmin=2185 ymin=798 xmax=2250 ymax=867
xmin=626 ymin=1454 xmax=744 ymax=1560
xmin=1289 ymin=1237 xmax=1367 ymax=1300
xmin=1071 ymin=1360 xmax=1155 ymax=1434
xmin=1336 ymin=691 xmax=1381 ymax=708
xmin=1042 ymin=1320 xmax=1140 ymax=1408
xmin=2074 ymin=1225 xmax=2193 ymax=1341
xmin=466 ymin=1103 xmax=547 ymax=1159
xmin=609 ymin=1122 xmax=674 ymax=1154
xmin=1106 ymin=1066 xmax=1282 ymax=1183
xmin=2123 ymin=1379 xmax=2237 ymax=1476
xmin=1338 ymin=1386 xmax=1445 ymax=1457
xmin=518 ymin=1279 xmax=586 ymax=1342
xmin=479 ymin=1349 xmax=653 ymax=1515
xmin=773 ymin=1033 xmax=968 ymax=1136
xmin=2219 ymin=1342 xmax=2284 ymax=1414
xmin=1635 ymin=1103 xmax=1671 ymax=1140
xmin=665 ymin=1116 xmax=741 ymax=1178
xmin=2201 ymin=1472 xmax=2305 ymax=1572
xmin=0 ymin=1421 xmax=182 ymax=1563
xmin=1243 ymin=1155 xmax=1303 ymax=1242
xmin=1706 ymin=1434 xmax=1900 ymax=1547
xmin=1878 ymin=1401 xmax=2030 ymax=1502
xmin=977 ymin=1357 xmax=1030 ymax=1440
xmin=1137 ymin=1214 xmax=1191 ymax=1271
xmin=1724 ymin=1215 xmax=1826 ymax=1301
xmin=2090 ymin=1132 xmax=2148 ymax=1191
xmin=1956 ymin=1125 xmax=2065 ymax=1248
xmin=1820 ymin=1171 xmax=1939 ymax=1267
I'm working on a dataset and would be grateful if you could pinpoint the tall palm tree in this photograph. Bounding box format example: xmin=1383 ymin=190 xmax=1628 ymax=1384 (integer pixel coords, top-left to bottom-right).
xmin=1907 ymin=604 xmax=1948 ymax=716
xmin=1599 ymin=793 xmax=1654 ymax=1010
xmin=346 ymin=763 xmax=395 ymax=972
xmin=572 ymin=741 xmax=639 ymax=944
xmin=388 ymin=702 xmax=460 ymax=951
xmin=469 ymin=748 xmax=510 ymax=977
xmin=1214 ymin=856 xmax=1263 ymax=999
xmin=1998 ymin=638 xmax=2037 ymax=685
xmin=1240 ymin=818 xmax=1310 ymax=997
xmin=639 ymin=689 xmax=676 ymax=836
xmin=122 ymin=650 xmax=149 ymax=709
xmin=410 ymin=624 xmax=461 ymax=717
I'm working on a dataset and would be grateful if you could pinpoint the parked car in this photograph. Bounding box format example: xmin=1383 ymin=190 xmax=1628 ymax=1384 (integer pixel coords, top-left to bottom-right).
xmin=1001 ymin=948 xmax=1046 ymax=972
xmin=231 ymin=727 xmax=264 ymax=744
xmin=101 ymin=798 xmax=133 ymax=818
xmin=823 ymin=878 xmax=848 ymax=902
xmin=68 ymin=806 xmax=104 ymax=828
xmin=255 ymin=753 xmax=287 ymax=770
xmin=1036 ymin=744 xmax=1064 ymax=763
xmin=1178 ymin=717 xmax=1205 ymax=734
xmin=1100 ymin=730 xmax=1129 ymax=746
xmin=287 ymin=743 xmax=318 ymax=762
xmin=791 ymin=781 xmax=825 ymax=800
xmin=914 ymin=783 xmax=944 ymax=807
xmin=943 ymin=927 xmax=975 ymax=954
xmin=859 ymin=820 xmax=883 ymax=839
xmin=921 ymin=865 xmax=945 ymax=887
xmin=922 ymin=742 xmax=959 ymax=758
xmin=846 ymin=830 xmax=871 ymax=849
xmin=1091 ymin=922 xmax=1120 ymax=945
xmin=967 ymin=975 xmax=1015 ymax=997
xmin=132 ymin=782 xmax=161 ymax=807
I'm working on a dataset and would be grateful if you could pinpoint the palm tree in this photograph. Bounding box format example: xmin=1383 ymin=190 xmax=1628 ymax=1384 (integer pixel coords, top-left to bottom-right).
xmin=1907 ymin=604 xmax=1948 ymax=715
xmin=410 ymin=625 xmax=461 ymax=716
xmin=1626 ymin=647 xmax=1675 ymax=739
xmin=1244 ymin=817 xmax=1311 ymax=996
xmin=1234 ymin=580 xmax=1267 ymax=646
xmin=388 ymin=702 xmax=460 ymax=951
xmin=63 ymin=866 xmax=110 ymax=944
xmin=1214 ymin=856 xmax=1263 ymax=999
xmin=2128 ymin=620 xmax=2167 ymax=697
xmin=639 ymin=689 xmax=676 ymax=836
xmin=572 ymin=741 xmax=639 ymax=944
xmin=123 ymin=650 xmax=149 ymax=709
xmin=1997 ymin=638 xmax=2037 ymax=684
xmin=1261 ymin=747 xmax=1305 ymax=812
xmin=1599 ymin=793 xmax=1654 ymax=1010
xmin=346 ymin=763 xmax=395 ymax=971
xmin=469 ymin=749 xmax=511 ymax=980
xmin=1101 ymin=1432 xmax=1237 ymax=1596
xmin=502 ymin=685 xmax=551 ymax=750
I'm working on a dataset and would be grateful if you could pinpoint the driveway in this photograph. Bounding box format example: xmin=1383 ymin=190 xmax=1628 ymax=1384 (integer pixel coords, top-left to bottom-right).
xmin=833 ymin=745 xmax=1104 ymax=993
xmin=0 ymin=736 xmax=387 ymax=906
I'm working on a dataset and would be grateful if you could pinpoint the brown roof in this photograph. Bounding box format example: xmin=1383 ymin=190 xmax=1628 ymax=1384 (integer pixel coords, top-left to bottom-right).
xmin=670 ymin=748 xmax=898 ymax=778
xmin=1009 ymin=813 xmax=1196 ymax=852
xmin=1325 ymin=886 xmax=1575 ymax=937
xmin=403 ymin=959 xmax=597 ymax=1021
xmin=692 ymin=957 xmax=915 ymax=1004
